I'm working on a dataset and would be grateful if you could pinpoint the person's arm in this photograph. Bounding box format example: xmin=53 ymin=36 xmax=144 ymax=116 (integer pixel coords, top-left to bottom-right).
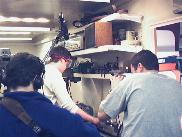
xmin=48 ymin=75 xmax=99 ymax=124
xmin=44 ymin=69 xmax=79 ymax=113
xmin=41 ymin=102 xmax=101 ymax=137
xmin=97 ymin=108 xmax=110 ymax=122
xmin=44 ymin=68 xmax=99 ymax=124
xmin=97 ymin=77 xmax=131 ymax=122
xmin=76 ymin=108 xmax=100 ymax=125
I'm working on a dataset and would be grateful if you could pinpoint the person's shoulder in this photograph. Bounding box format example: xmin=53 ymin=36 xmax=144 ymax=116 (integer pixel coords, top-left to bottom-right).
xmin=123 ymin=73 xmax=142 ymax=81
xmin=120 ymin=73 xmax=151 ymax=85
xmin=45 ymin=64 xmax=55 ymax=71
xmin=45 ymin=64 xmax=60 ymax=76
xmin=126 ymin=72 xmax=156 ymax=79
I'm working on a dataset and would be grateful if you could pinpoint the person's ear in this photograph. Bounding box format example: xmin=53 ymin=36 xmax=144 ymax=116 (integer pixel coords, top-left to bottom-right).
xmin=59 ymin=58 xmax=65 ymax=63
xmin=137 ymin=63 xmax=144 ymax=72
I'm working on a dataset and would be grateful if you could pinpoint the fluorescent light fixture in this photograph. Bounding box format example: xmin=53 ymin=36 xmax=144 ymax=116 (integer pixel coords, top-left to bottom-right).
xmin=36 ymin=18 xmax=50 ymax=23
xmin=21 ymin=18 xmax=50 ymax=23
xmin=80 ymin=0 xmax=110 ymax=2
xmin=0 ymin=16 xmax=50 ymax=23
xmin=0 ymin=27 xmax=50 ymax=32
xmin=0 ymin=32 xmax=31 ymax=34
xmin=0 ymin=37 xmax=32 ymax=41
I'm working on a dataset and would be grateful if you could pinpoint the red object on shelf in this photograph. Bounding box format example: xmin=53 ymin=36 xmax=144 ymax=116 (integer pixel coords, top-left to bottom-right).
xmin=159 ymin=63 xmax=176 ymax=71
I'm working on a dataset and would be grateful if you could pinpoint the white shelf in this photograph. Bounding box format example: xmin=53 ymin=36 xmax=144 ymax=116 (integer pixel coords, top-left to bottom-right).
xmin=98 ymin=13 xmax=143 ymax=23
xmin=70 ymin=13 xmax=143 ymax=34
xmin=71 ymin=45 xmax=143 ymax=56
xmin=73 ymin=73 xmax=132 ymax=80
xmin=74 ymin=73 xmax=112 ymax=80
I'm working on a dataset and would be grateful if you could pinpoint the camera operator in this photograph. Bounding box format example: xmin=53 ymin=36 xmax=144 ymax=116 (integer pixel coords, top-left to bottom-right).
xmin=0 ymin=52 xmax=101 ymax=137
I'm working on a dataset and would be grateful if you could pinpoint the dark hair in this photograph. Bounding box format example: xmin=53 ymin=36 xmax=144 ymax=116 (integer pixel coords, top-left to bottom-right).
xmin=49 ymin=46 xmax=72 ymax=62
xmin=130 ymin=50 xmax=159 ymax=71
xmin=4 ymin=52 xmax=45 ymax=90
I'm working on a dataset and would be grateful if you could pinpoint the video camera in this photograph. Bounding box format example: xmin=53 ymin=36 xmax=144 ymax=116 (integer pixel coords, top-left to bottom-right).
xmin=0 ymin=48 xmax=11 ymax=88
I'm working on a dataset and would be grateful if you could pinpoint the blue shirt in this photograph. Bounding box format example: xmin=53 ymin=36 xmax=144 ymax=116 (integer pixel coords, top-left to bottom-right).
xmin=0 ymin=91 xmax=101 ymax=137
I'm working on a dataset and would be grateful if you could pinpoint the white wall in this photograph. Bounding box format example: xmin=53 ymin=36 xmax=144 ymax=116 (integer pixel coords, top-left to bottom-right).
xmin=124 ymin=0 xmax=181 ymax=52
xmin=36 ymin=40 xmax=53 ymax=60
xmin=0 ymin=43 xmax=36 ymax=55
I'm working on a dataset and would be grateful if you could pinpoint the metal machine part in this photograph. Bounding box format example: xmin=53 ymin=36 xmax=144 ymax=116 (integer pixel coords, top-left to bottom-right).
xmin=98 ymin=119 xmax=122 ymax=137
xmin=76 ymin=102 xmax=94 ymax=116
xmin=74 ymin=102 xmax=122 ymax=137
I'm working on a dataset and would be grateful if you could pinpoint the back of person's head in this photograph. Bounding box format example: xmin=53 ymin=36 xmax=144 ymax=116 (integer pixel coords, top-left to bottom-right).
xmin=130 ymin=50 xmax=159 ymax=71
xmin=49 ymin=46 xmax=72 ymax=63
xmin=4 ymin=52 xmax=45 ymax=90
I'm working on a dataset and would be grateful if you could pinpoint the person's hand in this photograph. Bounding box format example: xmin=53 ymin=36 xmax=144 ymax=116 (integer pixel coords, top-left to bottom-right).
xmin=92 ymin=117 xmax=100 ymax=125
xmin=114 ymin=74 xmax=125 ymax=81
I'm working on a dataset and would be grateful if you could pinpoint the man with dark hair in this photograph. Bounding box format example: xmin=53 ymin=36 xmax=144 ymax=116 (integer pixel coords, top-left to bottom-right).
xmin=4 ymin=53 xmax=45 ymax=91
xmin=43 ymin=46 xmax=99 ymax=124
xmin=0 ymin=52 xmax=101 ymax=137
xmin=130 ymin=50 xmax=159 ymax=71
xmin=98 ymin=50 xmax=182 ymax=137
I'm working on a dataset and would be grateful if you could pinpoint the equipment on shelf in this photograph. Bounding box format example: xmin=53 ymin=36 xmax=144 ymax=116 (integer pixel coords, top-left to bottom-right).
xmin=63 ymin=68 xmax=81 ymax=83
xmin=72 ymin=3 xmax=128 ymax=28
xmin=158 ymin=56 xmax=177 ymax=71
xmin=157 ymin=55 xmax=182 ymax=84
xmin=73 ymin=12 xmax=108 ymax=28
xmin=85 ymin=22 xmax=113 ymax=49
xmin=65 ymin=34 xmax=84 ymax=51
xmin=71 ymin=56 xmax=132 ymax=77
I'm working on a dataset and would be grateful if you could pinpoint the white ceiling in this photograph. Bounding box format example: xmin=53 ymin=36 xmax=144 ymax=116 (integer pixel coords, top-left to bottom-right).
xmin=0 ymin=0 xmax=127 ymax=43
